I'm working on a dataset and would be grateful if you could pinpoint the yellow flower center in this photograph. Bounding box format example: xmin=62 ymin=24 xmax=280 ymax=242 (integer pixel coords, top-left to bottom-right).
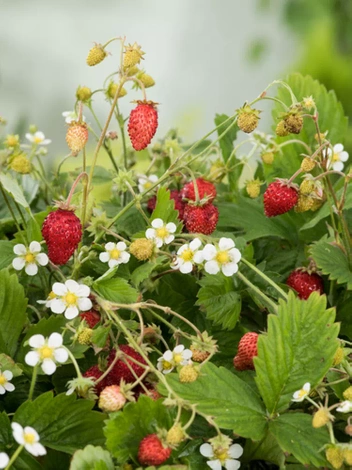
xmin=33 ymin=136 xmax=43 ymax=144
xmin=48 ymin=291 xmax=56 ymax=300
xmin=162 ymin=360 xmax=173 ymax=370
xmin=0 ymin=375 xmax=7 ymax=385
xmin=39 ymin=345 xmax=54 ymax=359
xmin=6 ymin=136 xmax=18 ymax=146
xmin=298 ymin=389 xmax=307 ymax=398
xmin=332 ymin=153 xmax=340 ymax=162
xmin=180 ymin=249 xmax=193 ymax=262
xmin=216 ymin=250 xmax=230 ymax=264
xmin=110 ymin=248 xmax=120 ymax=260
xmin=24 ymin=432 xmax=36 ymax=444
xmin=214 ymin=449 xmax=229 ymax=463
xmin=64 ymin=292 xmax=78 ymax=305
xmin=144 ymin=181 xmax=152 ymax=189
xmin=156 ymin=227 xmax=168 ymax=238
xmin=25 ymin=253 xmax=35 ymax=263
xmin=173 ymin=353 xmax=183 ymax=364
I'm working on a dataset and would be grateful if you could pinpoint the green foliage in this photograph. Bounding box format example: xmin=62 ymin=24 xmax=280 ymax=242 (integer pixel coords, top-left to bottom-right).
xmin=0 ymin=173 xmax=30 ymax=211
xmin=131 ymin=262 xmax=157 ymax=287
xmin=243 ymin=433 xmax=285 ymax=469
xmin=0 ymin=241 xmax=15 ymax=270
xmin=151 ymin=186 xmax=182 ymax=229
xmin=0 ymin=354 xmax=22 ymax=377
xmin=214 ymin=114 xmax=239 ymax=190
xmin=255 ymin=292 xmax=339 ymax=414
xmin=70 ymin=445 xmax=114 ymax=470
xmin=93 ymin=277 xmax=139 ymax=304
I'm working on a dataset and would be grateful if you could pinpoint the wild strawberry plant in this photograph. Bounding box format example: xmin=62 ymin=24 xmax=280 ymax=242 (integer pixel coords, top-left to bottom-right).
xmin=0 ymin=36 xmax=351 ymax=469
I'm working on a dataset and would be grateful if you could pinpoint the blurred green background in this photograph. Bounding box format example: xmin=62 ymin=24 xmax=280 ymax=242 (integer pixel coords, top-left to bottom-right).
xmin=0 ymin=0 xmax=351 ymax=157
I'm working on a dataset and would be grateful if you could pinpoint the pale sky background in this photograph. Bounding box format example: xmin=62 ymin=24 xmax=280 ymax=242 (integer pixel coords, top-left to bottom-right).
xmin=0 ymin=0 xmax=296 ymax=156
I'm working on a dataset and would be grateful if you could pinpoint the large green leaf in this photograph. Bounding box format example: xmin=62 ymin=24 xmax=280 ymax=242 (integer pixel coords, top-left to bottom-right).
xmin=270 ymin=413 xmax=329 ymax=467
xmin=93 ymin=277 xmax=139 ymax=304
xmin=0 ymin=241 xmax=15 ymax=270
xmin=164 ymin=363 xmax=267 ymax=441
xmin=105 ymin=395 xmax=173 ymax=464
xmin=70 ymin=445 xmax=114 ymax=470
xmin=150 ymin=186 xmax=182 ymax=229
xmin=196 ymin=274 xmax=241 ymax=330
xmin=0 ymin=269 xmax=28 ymax=357
xmin=14 ymin=391 xmax=106 ymax=454
xmin=310 ymin=236 xmax=352 ymax=289
xmin=243 ymin=432 xmax=285 ymax=469
xmin=0 ymin=173 xmax=30 ymax=210
xmin=255 ymin=292 xmax=339 ymax=414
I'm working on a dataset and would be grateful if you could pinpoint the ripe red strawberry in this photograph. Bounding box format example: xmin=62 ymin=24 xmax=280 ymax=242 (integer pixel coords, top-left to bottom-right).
xmin=42 ymin=209 xmax=82 ymax=265
xmin=183 ymin=203 xmax=219 ymax=235
xmin=264 ymin=180 xmax=298 ymax=217
xmin=147 ymin=189 xmax=185 ymax=220
xmin=128 ymin=101 xmax=158 ymax=151
xmin=80 ymin=309 xmax=100 ymax=328
xmin=233 ymin=332 xmax=259 ymax=371
xmin=286 ymin=269 xmax=324 ymax=300
xmin=107 ymin=345 xmax=147 ymax=383
xmin=83 ymin=365 xmax=115 ymax=395
xmin=66 ymin=122 xmax=89 ymax=155
xmin=181 ymin=178 xmax=217 ymax=202
xmin=138 ymin=434 xmax=172 ymax=466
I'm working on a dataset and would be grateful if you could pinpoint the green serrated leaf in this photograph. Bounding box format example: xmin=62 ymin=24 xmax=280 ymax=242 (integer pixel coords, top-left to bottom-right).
xmin=104 ymin=395 xmax=173 ymax=463
xmin=93 ymin=277 xmax=138 ymax=304
xmin=270 ymin=413 xmax=329 ymax=467
xmin=214 ymin=113 xmax=239 ymax=190
xmin=91 ymin=325 xmax=110 ymax=348
xmin=243 ymin=432 xmax=285 ymax=469
xmin=196 ymin=274 xmax=241 ymax=330
xmin=70 ymin=445 xmax=114 ymax=470
xmin=0 ymin=241 xmax=15 ymax=270
xmin=310 ymin=236 xmax=352 ymax=289
xmin=151 ymin=186 xmax=182 ymax=229
xmin=0 ymin=354 xmax=22 ymax=377
xmin=131 ymin=262 xmax=156 ymax=287
xmin=255 ymin=292 xmax=339 ymax=414
xmin=14 ymin=391 xmax=106 ymax=454
xmin=0 ymin=173 xmax=30 ymax=210
xmin=164 ymin=363 xmax=267 ymax=441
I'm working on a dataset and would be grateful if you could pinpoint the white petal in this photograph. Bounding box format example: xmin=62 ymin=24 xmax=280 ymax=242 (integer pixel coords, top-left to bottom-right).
xmin=193 ymin=251 xmax=204 ymax=264
xmin=78 ymin=297 xmax=92 ymax=312
xmin=65 ymin=306 xmax=79 ymax=319
xmin=99 ymin=252 xmax=110 ymax=263
xmin=0 ymin=452 xmax=9 ymax=468
xmin=25 ymin=351 xmax=40 ymax=367
xmin=54 ymin=348 xmax=68 ymax=363
xmin=29 ymin=241 xmax=41 ymax=253
xmin=108 ymin=259 xmax=119 ymax=268
xmin=48 ymin=332 xmax=63 ymax=348
xmin=12 ymin=257 xmax=26 ymax=271
xmin=174 ymin=345 xmax=185 ymax=354
xmin=29 ymin=334 xmax=45 ymax=348
xmin=163 ymin=350 xmax=173 ymax=361
xmin=0 ymin=386 xmax=5 ymax=395
xmin=182 ymin=349 xmax=193 ymax=360
xmin=340 ymin=151 xmax=349 ymax=162
xmin=145 ymin=228 xmax=156 ymax=240
xmin=166 ymin=222 xmax=177 ymax=233
xmin=26 ymin=133 xmax=34 ymax=142
xmin=50 ymin=299 xmax=66 ymax=314
xmin=76 ymin=284 xmax=90 ymax=297
xmin=25 ymin=263 xmax=38 ymax=276
xmin=105 ymin=242 xmax=116 ymax=251
xmin=24 ymin=427 xmax=39 ymax=442
xmin=332 ymin=161 xmax=344 ymax=172
xmin=221 ymin=262 xmax=238 ymax=277
xmin=32 ymin=442 xmax=46 ymax=456
xmin=3 ymin=371 xmax=12 ymax=380
xmin=4 ymin=383 xmax=15 ymax=392
xmin=303 ymin=382 xmax=311 ymax=392
xmin=149 ymin=175 xmax=158 ymax=183
xmin=218 ymin=237 xmax=235 ymax=250
xmin=14 ymin=244 xmax=27 ymax=255
xmin=180 ymin=261 xmax=193 ymax=274
xmin=202 ymin=244 xmax=217 ymax=261
xmin=65 ymin=279 xmax=79 ymax=293
xmin=334 ymin=143 xmax=344 ymax=153
xmin=119 ymin=251 xmax=130 ymax=263
xmin=326 ymin=148 xmax=332 ymax=157
xmin=12 ymin=423 xmax=25 ymax=444
xmin=177 ymin=244 xmax=188 ymax=255
xmin=225 ymin=459 xmax=241 ymax=470
xmin=116 ymin=242 xmax=127 ymax=251
xmin=207 ymin=459 xmax=222 ymax=470
xmin=189 ymin=238 xmax=202 ymax=250
xmin=42 ymin=359 xmax=56 ymax=375
xmin=35 ymin=131 xmax=45 ymax=141
xmin=164 ymin=234 xmax=175 ymax=245
xmin=151 ymin=218 xmax=163 ymax=228
xmin=204 ymin=260 xmax=220 ymax=275
xmin=155 ymin=237 xmax=163 ymax=248
xmin=52 ymin=282 xmax=67 ymax=296
xmin=229 ymin=248 xmax=242 ymax=264
xmin=200 ymin=443 xmax=214 ymax=458
xmin=163 ymin=367 xmax=174 ymax=374
xmin=36 ymin=253 xmax=49 ymax=266
xmin=228 ymin=444 xmax=244 ymax=459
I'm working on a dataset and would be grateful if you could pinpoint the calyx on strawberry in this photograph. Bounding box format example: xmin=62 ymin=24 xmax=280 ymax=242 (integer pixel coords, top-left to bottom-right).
xmin=107 ymin=344 xmax=147 ymax=383
xmin=286 ymin=268 xmax=324 ymax=300
xmin=181 ymin=178 xmax=216 ymax=203
xmin=138 ymin=434 xmax=172 ymax=466
xmin=183 ymin=203 xmax=219 ymax=235
xmin=233 ymin=332 xmax=259 ymax=371
xmin=128 ymin=100 xmax=158 ymax=151
xmin=263 ymin=179 xmax=299 ymax=217
xmin=42 ymin=204 xmax=82 ymax=265
xmin=147 ymin=189 xmax=185 ymax=220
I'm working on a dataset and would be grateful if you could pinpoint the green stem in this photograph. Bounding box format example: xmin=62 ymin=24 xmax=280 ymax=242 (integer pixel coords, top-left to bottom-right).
xmin=237 ymin=271 xmax=278 ymax=314
xmin=5 ymin=445 xmax=24 ymax=470
xmin=64 ymin=347 xmax=82 ymax=378
xmin=0 ymin=184 xmax=25 ymax=241
xmin=28 ymin=364 xmax=38 ymax=401
xmin=241 ymin=258 xmax=288 ymax=300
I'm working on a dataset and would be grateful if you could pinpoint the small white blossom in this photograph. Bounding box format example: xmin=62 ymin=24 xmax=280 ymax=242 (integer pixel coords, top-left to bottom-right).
xmin=62 ymin=111 xmax=86 ymax=124
xmin=292 ymin=382 xmax=311 ymax=402
xmin=203 ymin=238 xmax=241 ymax=277
xmin=172 ymin=238 xmax=204 ymax=274
xmin=0 ymin=453 xmax=9 ymax=469
xmin=146 ymin=218 xmax=176 ymax=248
xmin=25 ymin=332 xmax=68 ymax=375
xmin=48 ymin=280 xmax=92 ymax=320
xmin=0 ymin=370 xmax=15 ymax=395
xmin=37 ymin=291 xmax=57 ymax=309
xmin=200 ymin=442 xmax=243 ymax=470
xmin=138 ymin=174 xmax=159 ymax=193
xmin=327 ymin=144 xmax=349 ymax=172
xmin=336 ymin=400 xmax=352 ymax=413
xmin=12 ymin=241 xmax=49 ymax=276
xmin=25 ymin=131 xmax=51 ymax=146
xmin=11 ymin=422 xmax=46 ymax=457
xmin=302 ymin=95 xmax=315 ymax=111
xmin=99 ymin=242 xmax=130 ymax=269
xmin=157 ymin=345 xmax=192 ymax=374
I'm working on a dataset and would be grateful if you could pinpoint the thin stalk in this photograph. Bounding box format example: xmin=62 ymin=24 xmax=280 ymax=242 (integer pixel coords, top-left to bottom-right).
xmin=241 ymin=258 xmax=288 ymax=300
xmin=5 ymin=445 xmax=24 ymax=470
xmin=28 ymin=364 xmax=38 ymax=401
xmin=237 ymin=271 xmax=278 ymax=314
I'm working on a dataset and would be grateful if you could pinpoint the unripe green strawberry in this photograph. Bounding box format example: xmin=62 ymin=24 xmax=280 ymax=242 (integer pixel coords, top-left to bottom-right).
xmin=343 ymin=447 xmax=352 ymax=465
xmin=98 ymin=385 xmax=127 ymax=412
xmin=136 ymin=71 xmax=155 ymax=88
xmin=343 ymin=386 xmax=352 ymax=401
xmin=333 ymin=347 xmax=345 ymax=367
xmin=294 ymin=194 xmax=314 ymax=213
xmin=106 ymin=81 xmax=127 ymax=100
xmin=312 ymin=407 xmax=333 ymax=428
xmin=275 ymin=120 xmax=289 ymax=137
xmin=301 ymin=157 xmax=316 ymax=172
xmin=76 ymin=86 xmax=92 ymax=102
xmin=123 ymin=43 xmax=145 ymax=68
xmin=66 ymin=122 xmax=89 ymax=155
xmin=237 ymin=105 xmax=260 ymax=133
xmin=86 ymin=44 xmax=107 ymax=66
xmin=77 ymin=328 xmax=93 ymax=345
xmin=10 ymin=154 xmax=32 ymax=174
xmin=261 ymin=151 xmax=275 ymax=165
xmin=325 ymin=446 xmax=344 ymax=469
xmin=284 ymin=112 xmax=303 ymax=134
xmin=179 ymin=364 xmax=199 ymax=383
xmin=300 ymin=179 xmax=315 ymax=195
xmin=129 ymin=238 xmax=155 ymax=260
xmin=246 ymin=179 xmax=262 ymax=198
xmin=166 ymin=424 xmax=185 ymax=445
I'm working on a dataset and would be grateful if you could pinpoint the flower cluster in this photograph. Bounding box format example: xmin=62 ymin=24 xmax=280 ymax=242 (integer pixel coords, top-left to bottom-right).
xmin=25 ymin=332 xmax=68 ymax=375
xmin=157 ymin=345 xmax=193 ymax=374
xmin=12 ymin=241 xmax=49 ymax=276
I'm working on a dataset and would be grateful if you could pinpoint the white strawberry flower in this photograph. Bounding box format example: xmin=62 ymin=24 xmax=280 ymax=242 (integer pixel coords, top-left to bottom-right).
xmin=49 ymin=280 xmax=92 ymax=320
xmin=292 ymin=382 xmax=311 ymax=402
xmin=0 ymin=370 xmax=15 ymax=395
xmin=336 ymin=400 xmax=352 ymax=413
xmin=138 ymin=174 xmax=159 ymax=193
xmin=12 ymin=241 xmax=49 ymax=276
xmin=11 ymin=422 xmax=46 ymax=457
xmin=326 ymin=143 xmax=349 ymax=172
xmin=62 ymin=111 xmax=86 ymax=124
xmin=37 ymin=291 xmax=57 ymax=308
xmin=200 ymin=442 xmax=243 ymax=470
xmin=157 ymin=345 xmax=193 ymax=374
xmin=172 ymin=238 xmax=204 ymax=274
xmin=25 ymin=332 xmax=68 ymax=375
xmin=25 ymin=131 xmax=51 ymax=146
xmin=203 ymin=238 xmax=241 ymax=277
xmin=99 ymin=242 xmax=130 ymax=268
xmin=146 ymin=218 xmax=176 ymax=248
xmin=0 ymin=453 xmax=9 ymax=469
